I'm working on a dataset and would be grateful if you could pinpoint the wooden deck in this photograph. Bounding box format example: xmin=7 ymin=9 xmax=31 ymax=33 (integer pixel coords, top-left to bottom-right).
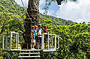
xmin=10 ymin=48 xmax=56 ymax=52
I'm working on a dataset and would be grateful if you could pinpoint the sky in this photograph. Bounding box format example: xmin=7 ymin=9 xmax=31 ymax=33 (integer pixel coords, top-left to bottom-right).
xmin=15 ymin=0 xmax=90 ymax=23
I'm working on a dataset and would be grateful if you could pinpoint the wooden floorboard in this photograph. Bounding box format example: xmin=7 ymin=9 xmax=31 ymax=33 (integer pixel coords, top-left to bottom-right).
xmin=18 ymin=56 xmax=40 ymax=58
xmin=19 ymin=52 xmax=40 ymax=54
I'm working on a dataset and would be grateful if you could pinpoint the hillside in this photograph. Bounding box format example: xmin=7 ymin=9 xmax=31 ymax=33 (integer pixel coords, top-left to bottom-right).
xmin=0 ymin=0 xmax=74 ymax=25
xmin=0 ymin=0 xmax=25 ymax=14
xmin=40 ymin=14 xmax=74 ymax=26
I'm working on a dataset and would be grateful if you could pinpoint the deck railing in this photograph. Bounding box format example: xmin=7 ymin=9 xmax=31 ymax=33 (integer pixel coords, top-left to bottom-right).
xmin=3 ymin=32 xmax=59 ymax=51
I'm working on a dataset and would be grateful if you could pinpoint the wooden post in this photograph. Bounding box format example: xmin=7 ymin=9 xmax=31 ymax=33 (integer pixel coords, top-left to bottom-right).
xmin=55 ymin=35 xmax=56 ymax=50
xmin=6 ymin=36 xmax=8 ymax=50
xmin=42 ymin=33 xmax=44 ymax=49
xmin=48 ymin=32 xmax=49 ymax=49
xmin=16 ymin=33 xmax=19 ymax=50
xmin=10 ymin=32 xmax=12 ymax=50
xmin=3 ymin=35 xmax=5 ymax=50
xmin=18 ymin=33 xmax=19 ymax=50
xmin=58 ymin=36 xmax=59 ymax=49
xmin=16 ymin=34 xmax=18 ymax=49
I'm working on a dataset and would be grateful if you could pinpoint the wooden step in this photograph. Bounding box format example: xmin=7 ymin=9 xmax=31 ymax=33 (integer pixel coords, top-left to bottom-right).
xmin=19 ymin=52 xmax=40 ymax=55
xmin=20 ymin=49 xmax=42 ymax=52
xmin=18 ymin=56 xmax=40 ymax=58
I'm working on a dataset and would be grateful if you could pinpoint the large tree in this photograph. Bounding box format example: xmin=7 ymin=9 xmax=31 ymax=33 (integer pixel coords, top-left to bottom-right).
xmin=24 ymin=0 xmax=40 ymax=48
xmin=24 ymin=0 xmax=77 ymax=49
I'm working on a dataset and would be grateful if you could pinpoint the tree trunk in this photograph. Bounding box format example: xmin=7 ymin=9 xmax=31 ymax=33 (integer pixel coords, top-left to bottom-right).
xmin=24 ymin=0 xmax=39 ymax=49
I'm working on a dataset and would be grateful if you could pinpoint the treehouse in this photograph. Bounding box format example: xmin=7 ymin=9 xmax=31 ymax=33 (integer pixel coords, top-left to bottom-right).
xmin=2 ymin=32 xmax=60 ymax=58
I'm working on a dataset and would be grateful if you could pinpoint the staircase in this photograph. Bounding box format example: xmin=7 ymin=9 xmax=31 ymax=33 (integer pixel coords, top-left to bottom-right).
xmin=18 ymin=49 xmax=41 ymax=58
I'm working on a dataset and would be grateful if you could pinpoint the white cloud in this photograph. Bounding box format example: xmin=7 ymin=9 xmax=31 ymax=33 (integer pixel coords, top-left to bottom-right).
xmin=39 ymin=0 xmax=45 ymax=14
xmin=15 ymin=0 xmax=28 ymax=7
xmin=40 ymin=0 xmax=45 ymax=5
xmin=56 ymin=0 xmax=90 ymax=23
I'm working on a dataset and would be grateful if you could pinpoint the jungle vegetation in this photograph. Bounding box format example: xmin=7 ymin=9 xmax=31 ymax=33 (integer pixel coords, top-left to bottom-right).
xmin=0 ymin=0 xmax=90 ymax=59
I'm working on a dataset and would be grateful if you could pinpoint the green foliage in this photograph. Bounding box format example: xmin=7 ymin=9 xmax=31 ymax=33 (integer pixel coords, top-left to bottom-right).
xmin=0 ymin=0 xmax=89 ymax=59
xmin=54 ymin=23 xmax=90 ymax=59
xmin=0 ymin=12 xmax=25 ymax=34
